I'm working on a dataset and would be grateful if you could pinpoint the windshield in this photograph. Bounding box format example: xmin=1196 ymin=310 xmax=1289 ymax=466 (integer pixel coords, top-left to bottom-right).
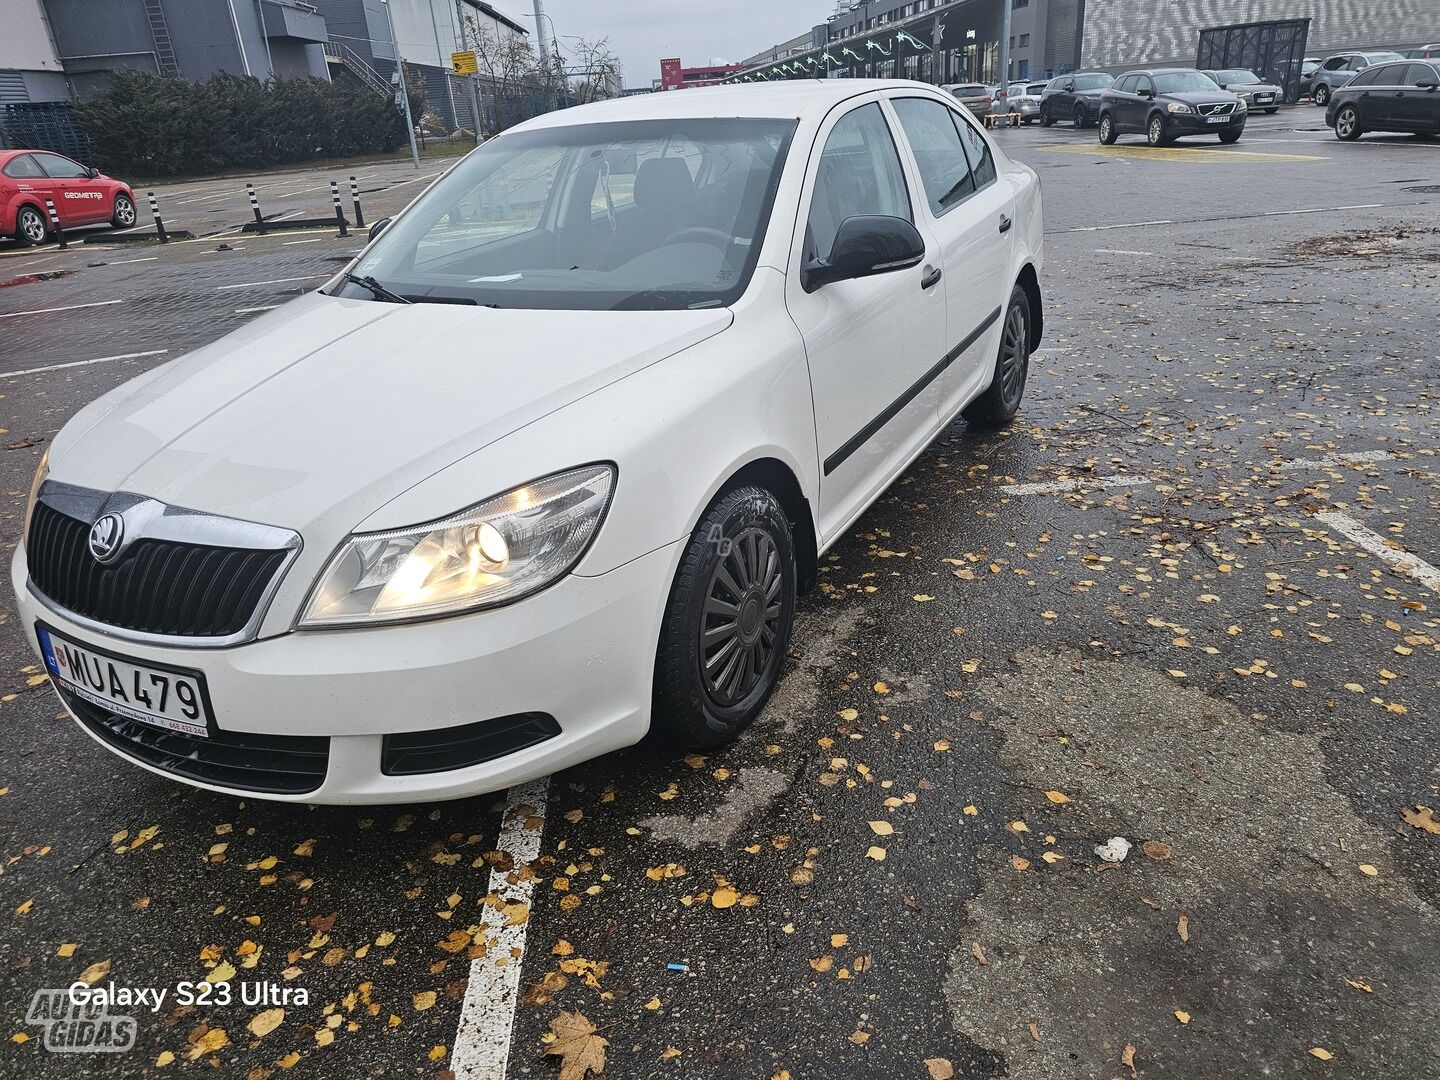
xmin=342 ymin=117 xmax=796 ymax=311
xmin=1154 ymin=71 xmax=1221 ymax=93
xmin=1074 ymin=74 xmax=1114 ymax=90
xmin=1215 ymin=69 xmax=1260 ymax=84
xmin=1365 ymin=53 xmax=1405 ymax=64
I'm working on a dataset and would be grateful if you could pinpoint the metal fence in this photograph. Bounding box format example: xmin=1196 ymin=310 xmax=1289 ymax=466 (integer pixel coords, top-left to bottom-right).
xmin=1196 ymin=19 xmax=1312 ymax=105
xmin=0 ymin=102 xmax=94 ymax=162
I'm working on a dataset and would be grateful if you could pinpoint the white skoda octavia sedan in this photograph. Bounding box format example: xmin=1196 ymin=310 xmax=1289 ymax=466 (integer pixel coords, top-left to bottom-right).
xmin=13 ymin=82 xmax=1043 ymax=803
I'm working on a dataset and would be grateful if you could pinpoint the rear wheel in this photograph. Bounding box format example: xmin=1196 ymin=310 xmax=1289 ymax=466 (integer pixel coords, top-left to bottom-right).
xmin=1335 ymin=104 xmax=1362 ymax=140
xmin=1098 ymin=113 xmax=1118 ymax=145
xmin=1314 ymin=83 xmax=1331 ymax=106
xmin=654 ymin=486 xmax=797 ymax=748
xmin=111 ymin=193 xmax=137 ymax=229
xmin=964 ymin=285 xmax=1031 ymax=430
xmin=15 ymin=205 xmax=47 ymax=247
xmin=1147 ymin=113 xmax=1169 ymax=146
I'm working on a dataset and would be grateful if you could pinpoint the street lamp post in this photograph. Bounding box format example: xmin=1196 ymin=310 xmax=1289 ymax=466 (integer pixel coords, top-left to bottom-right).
xmin=381 ymin=0 xmax=421 ymax=168
xmin=997 ymin=0 xmax=1012 ymax=115
xmin=521 ymin=8 xmax=564 ymax=110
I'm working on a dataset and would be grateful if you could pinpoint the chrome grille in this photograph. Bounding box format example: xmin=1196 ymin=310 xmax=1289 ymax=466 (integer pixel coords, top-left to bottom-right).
xmin=1199 ymin=102 xmax=1237 ymax=116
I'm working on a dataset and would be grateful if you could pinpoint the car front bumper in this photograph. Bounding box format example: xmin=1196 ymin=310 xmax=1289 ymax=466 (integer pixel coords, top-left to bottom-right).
xmin=1168 ymin=112 xmax=1247 ymax=134
xmin=12 ymin=538 xmax=680 ymax=804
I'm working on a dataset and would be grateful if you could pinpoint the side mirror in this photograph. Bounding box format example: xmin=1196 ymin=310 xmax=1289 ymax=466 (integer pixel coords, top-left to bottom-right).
xmin=802 ymin=215 xmax=925 ymax=293
xmin=87 ymin=167 xmax=101 ymax=179
xmin=1064 ymin=81 xmax=1075 ymax=92
xmin=368 ymin=217 xmax=391 ymax=243
xmin=1419 ymin=79 xmax=1439 ymax=89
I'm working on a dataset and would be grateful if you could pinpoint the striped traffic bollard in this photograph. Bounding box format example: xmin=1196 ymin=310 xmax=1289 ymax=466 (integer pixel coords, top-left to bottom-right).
xmin=329 ymin=180 xmax=348 ymax=237
xmin=246 ymin=183 xmax=266 ymax=234
xmin=44 ymin=198 xmax=67 ymax=249
xmin=146 ymin=191 xmax=169 ymax=243
xmin=348 ymin=175 xmax=365 ymax=228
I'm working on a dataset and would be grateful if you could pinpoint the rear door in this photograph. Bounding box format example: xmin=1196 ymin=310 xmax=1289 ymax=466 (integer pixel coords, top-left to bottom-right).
xmin=888 ymin=95 xmax=1013 ymax=426
xmin=1396 ymin=64 xmax=1440 ymax=129
xmin=34 ymin=152 xmax=107 ymax=226
xmin=785 ymin=98 xmax=947 ymax=542
xmin=1345 ymin=64 xmax=1390 ymax=125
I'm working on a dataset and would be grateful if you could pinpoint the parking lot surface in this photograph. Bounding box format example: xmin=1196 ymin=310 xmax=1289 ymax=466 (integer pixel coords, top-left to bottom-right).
xmin=2 ymin=110 xmax=1438 ymax=1079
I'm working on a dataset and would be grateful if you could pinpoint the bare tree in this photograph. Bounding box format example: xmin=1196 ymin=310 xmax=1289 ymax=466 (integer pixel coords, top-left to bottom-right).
xmin=566 ymin=37 xmax=622 ymax=104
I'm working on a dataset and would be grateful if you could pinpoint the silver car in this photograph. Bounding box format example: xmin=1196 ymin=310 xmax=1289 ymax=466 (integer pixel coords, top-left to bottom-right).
xmin=1310 ymin=51 xmax=1406 ymax=105
xmin=943 ymin=83 xmax=994 ymax=117
xmin=1003 ymin=81 xmax=1049 ymax=123
xmin=1203 ymin=69 xmax=1283 ymax=113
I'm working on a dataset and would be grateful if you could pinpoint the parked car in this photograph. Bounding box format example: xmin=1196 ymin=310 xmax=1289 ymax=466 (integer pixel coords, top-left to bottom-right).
xmin=1003 ymin=82 xmax=1049 ymax=123
xmin=1039 ymin=72 xmax=1115 ymax=128
xmin=1 ymin=150 xmax=136 ymax=246
xmin=1402 ymin=45 xmax=1440 ymax=60
xmin=1202 ymin=68 xmax=1283 ymax=113
xmin=1328 ymin=58 xmax=1440 ymax=139
xmin=943 ymin=83 xmax=993 ymax=117
xmin=1098 ymin=69 xmax=1246 ymax=146
xmin=13 ymin=81 xmax=1044 ymax=803
xmin=1310 ymin=51 xmax=1406 ymax=105
xmin=1298 ymin=56 xmax=1324 ymax=97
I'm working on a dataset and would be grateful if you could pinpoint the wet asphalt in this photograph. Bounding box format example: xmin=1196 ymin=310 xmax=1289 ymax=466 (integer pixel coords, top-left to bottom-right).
xmin=0 ymin=109 xmax=1437 ymax=1080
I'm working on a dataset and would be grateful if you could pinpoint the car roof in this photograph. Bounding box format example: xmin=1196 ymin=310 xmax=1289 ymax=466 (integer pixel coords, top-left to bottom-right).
xmin=513 ymin=80 xmax=948 ymax=130
xmin=1122 ymin=68 xmax=1202 ymax=76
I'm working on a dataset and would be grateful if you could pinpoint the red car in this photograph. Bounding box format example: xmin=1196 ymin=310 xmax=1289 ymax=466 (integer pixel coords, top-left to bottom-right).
xmin=1 ymin=149 xmax=137 ymax=246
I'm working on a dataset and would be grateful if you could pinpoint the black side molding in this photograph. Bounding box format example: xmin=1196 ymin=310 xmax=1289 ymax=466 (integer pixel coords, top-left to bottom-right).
xmin=823 ymin=306 xmax=1002 ymax=477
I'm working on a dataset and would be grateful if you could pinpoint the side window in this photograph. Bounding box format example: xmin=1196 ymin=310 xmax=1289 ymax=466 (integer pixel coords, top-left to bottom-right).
xmin=36 ymin=154 xmax=88 ymax=179
xmin=1323 ymin=57 xmax=1348 ymax=71
xmin=952 ymin=112 xmax=997 ymax=190
xmin=891 ymin=98 xmax=975 ymax=216
xmin=1138 ymin=76 xmax=1156 ymax=96
xmin=1115 ymin=75 xmax=1135 ymax=93
xmin=1405 ymin=64 xmax=1439 ymax=85
xmin=806 ymin=102 xmax=912 ymax=261
xmin=1348 ymin=66 xmax=1384 ymax=86
xmin=1348 ymin=57 xmax=1369 ymax=71
xmin=3 ymin=154 xmax=45 ymax=179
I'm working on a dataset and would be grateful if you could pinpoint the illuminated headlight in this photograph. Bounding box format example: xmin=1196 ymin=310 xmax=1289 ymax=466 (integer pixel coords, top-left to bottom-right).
xmin=1168 ymin=103 xmax=1195 ymax=114
xmin=22 ymin=449 xmax=49 ymax=541
xmin=299 ymin=464 xmax=615 ymax=627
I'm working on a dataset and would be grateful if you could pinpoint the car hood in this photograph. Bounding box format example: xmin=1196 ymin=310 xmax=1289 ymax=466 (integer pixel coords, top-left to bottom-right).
xmin=1165 ymin=90 xmax=1240 ymax=105
xmin=1227 ymin=82 xmax=1281 ymax=94
xmin=48 ymin=292 xmax=731 ymax=537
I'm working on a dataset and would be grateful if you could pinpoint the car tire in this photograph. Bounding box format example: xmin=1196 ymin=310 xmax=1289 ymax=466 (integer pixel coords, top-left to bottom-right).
xmin=1314 ymin=84 xmax=1330 ymax=107
xmin=1098 ymin=113 xmax=1118 ymax=145
xmin=1039 ymin=109 xmax=1053 ymax=127
xmin=1073 ymin=103 xmax=1089 ymax=128
xmin=653 ymin=485 xmax=797 ymax=749
xmin=1147 ymin=113 xmax=1169 ymax=146
xmin=111 ymin=193 xmax=137 ymax=229
xmin=1219 ymin=130 xmax=1243 ymax=144
xmin=1334 ymin=104 xmax=1362 ymax=141
xmin=1265 ymin=107 xmax=1279 ymax=114
xmin=15 ymin=205 xmax=48 ymax=247
xmin=964 ymin=284 xmax=1031 ymax=430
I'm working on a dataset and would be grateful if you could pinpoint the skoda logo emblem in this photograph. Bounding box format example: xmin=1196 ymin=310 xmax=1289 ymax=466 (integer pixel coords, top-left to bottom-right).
xmin=88 ymin=513 xmax=125 ymax=563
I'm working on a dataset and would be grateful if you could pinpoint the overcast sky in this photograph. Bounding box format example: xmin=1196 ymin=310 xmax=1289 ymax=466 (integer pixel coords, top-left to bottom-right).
xmin=516 ymin=0 xmax=835 ymax=87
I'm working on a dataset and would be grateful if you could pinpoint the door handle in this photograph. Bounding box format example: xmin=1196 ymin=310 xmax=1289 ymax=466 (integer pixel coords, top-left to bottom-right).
xmin=921 ymin=266 xmax=943 ymax=290
xmin=998 ymin=214 xmax=1013 ymax=234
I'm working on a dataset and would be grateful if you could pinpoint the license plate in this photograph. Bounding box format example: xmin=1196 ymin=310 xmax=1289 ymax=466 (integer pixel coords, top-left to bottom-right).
xmin=1255 ymin=95 xmax=1274 ymax=103
xmin=37 ymin=626 xmax=213 ymax=738
xmin=1206 ymin=115 xmax=1230 ymax=124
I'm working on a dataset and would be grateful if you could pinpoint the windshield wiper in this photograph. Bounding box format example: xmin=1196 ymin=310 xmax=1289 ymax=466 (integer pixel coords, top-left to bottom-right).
xmin=345 ymin=273 xmax=410 ymax=305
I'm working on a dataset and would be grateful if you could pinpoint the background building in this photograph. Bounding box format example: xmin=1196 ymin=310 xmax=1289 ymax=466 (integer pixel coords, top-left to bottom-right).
xmin=659 ymin=57 xmax=745 ymax=90
xmin=0 ymin=0 xmax=68 ymax=105
xmin=732 ymin=0 xmax=1436 ymax=87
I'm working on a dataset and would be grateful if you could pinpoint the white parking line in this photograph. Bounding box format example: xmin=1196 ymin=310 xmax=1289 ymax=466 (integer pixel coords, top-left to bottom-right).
xmin=0 ymin=299 xmax=121 ymax=320
xmin=283 ymin=237 xmax=325 ymax=245
xmin=214 ymin=275 xmax=320 ymax=291
xmin=1 ymin=349 xmax=168 ymax=380
xmin=1094 ymin=248 xmax=1156 ymax=256
xmin=1263 ymin=203 xmax=1383 ymax=217
xmin=1001 ymin=474 xmax=1152 ymax=496
xmin=109 ymin=256 xmax=159 ymax=265
xmin=451 ymin=778 xmax=549 ymax=1080
xmin=1275 ymin=450 xmax=1394 ymax=470
xmin=1062 ymin=219 xmax=1173 ymax=233
xmin=1313 ymin=510 xmax=1440 ymax=595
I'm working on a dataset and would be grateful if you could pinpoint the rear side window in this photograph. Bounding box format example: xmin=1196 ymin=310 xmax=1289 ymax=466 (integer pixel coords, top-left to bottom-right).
xmin=1348 ymin=66 xmax=1386 ymax=86
xmin=3 ymin=154 xmax=45 ymax=179
xmin=1114 ymin=75 xmax=1136 ymax=93
xmin=806 ymin=102 xmax=912 ymax=261
xmin=952 ymin=112 xmax=997 ymax=190
xmin=891 ymin=98 xmax=975 ymax=216
xmin=1405 ymin=64 xmax=1440 ymax=85
xmin=1323 ymin=57 xmax=1348 ymax=70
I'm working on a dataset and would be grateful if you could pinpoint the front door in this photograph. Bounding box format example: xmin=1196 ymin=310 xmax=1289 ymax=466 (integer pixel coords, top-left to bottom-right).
xmin=785 ymin=97 xmax=947 ymax=543
xmin=887 ymin=95 xmax=1013 ymax=425
xmin=34 ymin=153 xmax=107 ymax=226
xmin=1396 ymin=64 xmax=1440 ymax=129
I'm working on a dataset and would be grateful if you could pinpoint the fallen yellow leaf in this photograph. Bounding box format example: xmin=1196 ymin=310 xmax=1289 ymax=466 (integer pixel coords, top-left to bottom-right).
xmin=865 ymin=846 xmax=887 ymax=862
xmin=868 ymin=820 xmax=894 ymax=836
xmin=1309 ymin=1047 xmax=1334 ymax=1061
xmin=1043 ymin=790 xmax=1070 ymax=804
xmin=248 ymin=1008 xmax=284 ymax=1038
xmin=1174 ymin=1010 xmax=1191 ymax=1025
xmin=544 ymin=1010 xmax=608 ymax=1080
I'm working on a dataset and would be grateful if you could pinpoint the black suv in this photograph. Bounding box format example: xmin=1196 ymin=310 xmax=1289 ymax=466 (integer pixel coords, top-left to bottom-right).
xmin=1098 ymin=69 xmax=1246 ymax=146
xmin=1039 ymin=72 xmax=1115 ymax=128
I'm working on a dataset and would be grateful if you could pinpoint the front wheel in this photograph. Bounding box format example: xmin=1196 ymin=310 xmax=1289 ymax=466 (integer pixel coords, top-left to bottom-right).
xmin=1147 ymin=114 xmax=1169 ymax=146
xmin=1334 ymin=105 xmax=1362 ymax=140
xmin=964 ymin=285 xmax=1031 ymax=430
xmin=1039 ymin=109 xmax=1053 ymax=127
xmin=1265 ymin=107 xmax=1279 ymax=114
xmin=653 ymin=486 xmax=797 ymax=748
xmin=1313 ymin=84 xmax=1331 ymax=106
xmin=15 ymin=205 xmax=48 ymax=247
xmin=1098 ymin=113 xmax=1118 ymax=145
xmin=1073 ymin=104 xmax=1089 ymax=128
xmin=111 ymin=193 xmax=137 ymax=229
xmin=1219 ymin=130 xmax=1243 ymax=144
